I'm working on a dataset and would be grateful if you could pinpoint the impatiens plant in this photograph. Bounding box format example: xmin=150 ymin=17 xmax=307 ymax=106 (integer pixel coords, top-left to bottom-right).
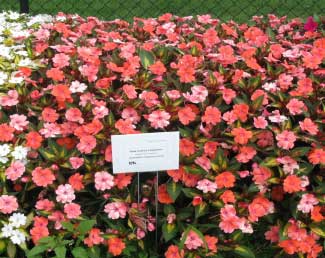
xmin=0 ymin=9 xmax=324 ymax=258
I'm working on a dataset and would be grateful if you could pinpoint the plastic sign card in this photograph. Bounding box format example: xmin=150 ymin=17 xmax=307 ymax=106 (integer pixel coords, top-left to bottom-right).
xmin=111 ymin=131 xmax=179 ymax=173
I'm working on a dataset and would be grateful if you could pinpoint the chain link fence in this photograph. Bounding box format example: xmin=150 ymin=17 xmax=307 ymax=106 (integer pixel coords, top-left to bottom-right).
xmin=1 ymin=0 xmax=325 ymax=22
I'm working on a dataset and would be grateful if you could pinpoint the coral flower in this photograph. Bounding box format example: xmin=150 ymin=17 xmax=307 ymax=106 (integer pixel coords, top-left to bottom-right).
xmin=276 ymin=130 xmax=296 ymax=150
xmin=107 ymin=237 xmax=125 ymax=256
xmin=165 ymin=245 xmax=184 ymax=258
xmin=231 ymin=127 xmax=253 ymax=145
xmin=158 ymin=184 xmax=174 ymax=204
xmin=283 ymin=175 xmax=303 ymax=193
xmin=215 ymin=172 xmax=236 ymax=188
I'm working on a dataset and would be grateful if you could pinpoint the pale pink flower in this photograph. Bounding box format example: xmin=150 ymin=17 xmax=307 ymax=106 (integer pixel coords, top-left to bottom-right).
xmin=276 ymin=130 xmax=296 ymax=150
xmin=183 ymin=85 xmax=208 ymax=103
xmin=95 ymin=171 xmax=115 ymax=191
xmin=104 ymin=202 xmax=127 ymax=219
xmin=253 ymin=116 xmax=268 ymax=129
xmin=299 ymin=118 xmax=319 ymax=135
xmin=5 ymin=161 xmax=25 ymax=181
xmin=195 ymin=156 xmax=211 ymax=172
xmin=184 ymin=230 xmax=203 ymax=250
xmin=9 ymin=114 xmax=29 ymax=131
xmin=238 ymin=218 xmax=253 ymax=234
xmin=0 ymin=195 xmax=18 ymax=214
xmin=276 ymin=156 xmax=299 ymax=174
xmin=286 ymin=98 xmax=305 ymax=115
xmin=69 ymin=157 xmax=84 ymax=169
xmin=166 ymin=90 xmax=181 ymax=100
xmin=268 ymin=110 xmax=288 ymax=123
xmin=297 ymin=194 xmax=318 ymax=213
xmin=0 ymin=90 xmax=19 ymax=106
xmin=167 ymin=213 xmax=176 ymax=224
xmin=222 ymin=111 xmax=237 ymax=125
xmin=64 ymin=203 xmax=81 ymax=219
xmin=122 ymin=107 xmax=140 ymax=124
xmin=197 ymin=179 xmax=217 ymax=193
xmin=39 ymin=123 xmax=61 ymax=138
xmin=56 ymin=184 xmax=75 ymax=204
xmin=77 ymin=135 xmax=96 ymax=154
xmin=92 ymin=105 xmax=109 ymax=119
xmin=79 ymin=64 xmax=98 ymax=82
xmin=148 ymin=110 xmax=170 ymax=129
xmin=53 ymin=53 xmax=70 ymax=68
xmin=137 ymin=228 xmax=146 ymax=239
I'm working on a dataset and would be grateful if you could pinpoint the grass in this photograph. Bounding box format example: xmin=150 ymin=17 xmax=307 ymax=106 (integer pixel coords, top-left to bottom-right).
xmin=1 ymin=0 xmax=325 ymax=22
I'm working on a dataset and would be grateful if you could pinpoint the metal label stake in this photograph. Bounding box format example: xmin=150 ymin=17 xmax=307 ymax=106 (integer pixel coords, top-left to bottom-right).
xmin=155 ymin=171 xmax=159 ymax=251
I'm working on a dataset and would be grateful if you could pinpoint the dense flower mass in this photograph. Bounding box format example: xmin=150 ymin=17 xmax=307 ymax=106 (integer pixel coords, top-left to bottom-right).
xmin=0 ymin=10 xmax=324 ymax=258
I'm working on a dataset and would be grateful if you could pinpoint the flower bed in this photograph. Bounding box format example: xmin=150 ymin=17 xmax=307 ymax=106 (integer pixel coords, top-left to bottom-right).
xmin=0 ymin=10 xmax=324 ymax=258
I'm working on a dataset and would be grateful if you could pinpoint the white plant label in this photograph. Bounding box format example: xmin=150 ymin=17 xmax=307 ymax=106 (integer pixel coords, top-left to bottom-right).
xmin=111 ymin=131 xmax=179 ymax=173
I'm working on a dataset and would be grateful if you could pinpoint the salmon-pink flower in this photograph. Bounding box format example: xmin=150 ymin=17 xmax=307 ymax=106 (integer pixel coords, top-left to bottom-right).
xmin=122 ymin=107 xmax=140 ymax=124
xmin=253 ymin=116 xmax=268 ymax=129
xmin=95 ymin=171 xmax=115 ymax=191
xmin=55 ymin=184 xmax=75 ymax=203
xmin=195 ymin=156 xmax=211 ymax=172
xmin=236 ymin=146 xmax=257 ymax=163
xmin=149 ymin=61 xmax=166 ymax=75
xmin=265 ymin=226 xmax=279 ymax=243
xmin=64 ymin=203 xmax=81 ymax=219
xmin=104 ymin=202 xmax=127 ymax=219
xmin=5 ymin=161 xmax=25 ymax=181
xmin=166 ymin=90 xmax=181 ymax=100
xmin=178 ymin=106 xmax=196 ymax=125
xmin=202 ymin=106 xmax=221 ymax=125
xmin=276 ymin=130 xmax=296 ymax=150
xmin=32 ymin=167 xmax=55 ymax=187
xmin=308 ymin=148 xmax=325 ymax=165
xmin=84 ymin=228 xmax=104 ymax=247
xmin=286 ymin=98 xmax=305 ymax=115
xmin=65 ymin=108 xmax=84 ymax=123
xmin=148 ymin=110 xmax=170 ymax=129
xmin=299 ymin=118 xmax=319 ymax=135
xmin=222 ymin=88 xmax=236 ymax=104
xmin=0 ymin=195 xmax=18 ymax=214
xmin=77 ymin=135 xmax=96 ymax=154
xmin=0 ymin=90 xmax=19 ymax=106
xmin=35 ymin=199 xmax=54 ymax=211
xmin=122 ymin=84 xmax=137 ymax=99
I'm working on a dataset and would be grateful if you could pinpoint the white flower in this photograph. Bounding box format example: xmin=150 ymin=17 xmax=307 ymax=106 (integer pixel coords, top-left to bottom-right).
xmin=8 ymin=12 xmax=20 ymax=20
xmin=1 ymin=223 xmax=14 ymax=237
xmin=9 ymin=213 xmax=27 ymax=228
xmin=262 ymin=82 xmax=278 ymax=92
xmin=11 ymin=146 xmax=29 ymax=160
xmin=0 ymin=144 xmax=11 ymax=156
xmin=9 ymin=229 xmax=26 ymax=245
xmin=70 ymin=80 xmax=87 ymax=93
xmin=0 ymin=71 xmax=8 ymax=85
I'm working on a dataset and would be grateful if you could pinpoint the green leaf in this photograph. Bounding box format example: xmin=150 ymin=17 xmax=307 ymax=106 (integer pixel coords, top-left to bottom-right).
xmin=77 ymin=219 xmax=96 ymax=235
xmin=167 ymin=181 xmax=182 ymax=201
xmin=195 ymin=202 xmax=208 ymax=219
xmin=88 ymin=246 xmax=101 ymax=258
xmin=139 ymin=49 xmax=155 ymax=69
xmin=291 ymin=147 xmax=311 ymax=158
xmin=7 ymin=242 xmax=16 ymax=258
xmin=234 ymin=245 xmax=256 ymax=258
xmin=211 ymin=148 xmax=228 ymax=172
xmin=178 ymin=127 xmax=192 ymax=138
xmin=184 ymin=165 xmax=207 ymax=175
xmin=61 ymin=221 xmax=74 ymax=232
xmin=162 ymin=223 xmax=177 ymax=242
xmin=310 ymin=223 xmax=325 ymax=237
xmin=251 ymin=95 xmax=264 ymax=111
xmin=54 ymin=246 xmax=66 ymax=258
xmin=27 ymin=245 xmax=48 ymax=257
xmin=72 ymin=247 xmax=88 ymax=258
